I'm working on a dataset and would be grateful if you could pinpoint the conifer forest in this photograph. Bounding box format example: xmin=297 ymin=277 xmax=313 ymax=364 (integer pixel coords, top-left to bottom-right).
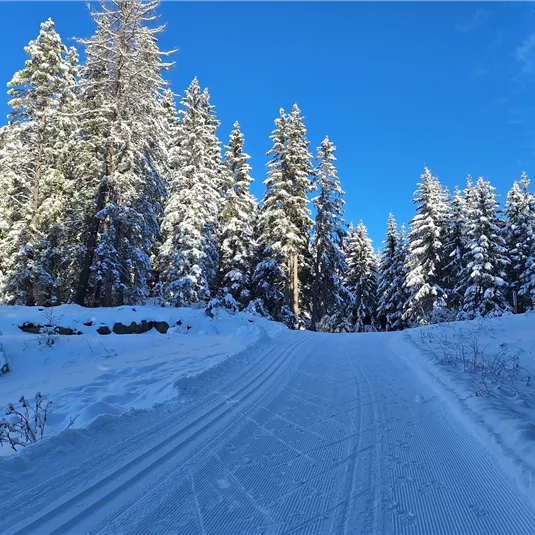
xmin=0 ymin=0 xmax=532 ymax=332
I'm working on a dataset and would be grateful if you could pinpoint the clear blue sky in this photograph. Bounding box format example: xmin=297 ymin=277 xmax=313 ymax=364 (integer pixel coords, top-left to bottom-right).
xmin=2 ymin=1 xmax=535 ymax=246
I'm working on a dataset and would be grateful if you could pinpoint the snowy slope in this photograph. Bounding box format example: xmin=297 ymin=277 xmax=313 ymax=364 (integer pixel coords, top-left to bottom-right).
xmin=0 ymin=305 xmax=284 ymax=442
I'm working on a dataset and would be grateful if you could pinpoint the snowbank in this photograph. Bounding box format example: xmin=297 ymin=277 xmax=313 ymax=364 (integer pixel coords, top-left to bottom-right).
xmin=392 ymin=313 xmax=535 ymax=502
xmin=0 ymin=304 xmax=284 ymax=454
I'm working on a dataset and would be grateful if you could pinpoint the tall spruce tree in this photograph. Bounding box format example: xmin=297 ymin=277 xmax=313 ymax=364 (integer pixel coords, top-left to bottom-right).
xmin=158 ymin=78 xmax=223 ymax=306
xmin=286 ymin=105 xmax=314 ymax=319
xmin=504 ymin=172 xmax=535 ymax=313
xmin=74 ymin=0 xmax=171 ymax=306
xmin=255 ymin=109 xmax=288 ymax=321
xmin=442 ymin=186 xmax=468 ymax=313
xmin=404 ymin=167 xmax=449 ymax=325
xmin=345 ymin=221 xmax=378 ymax=331
xmin=310 ymin=137 xmax=350 ymax=330
xmin=216 ymin=122 xmax=258 ymax=308
xmin=377 ymin=214 xmax=409 ymax=331
xmin=458 ymin=177 xmax=511 ymax=319
xmin=258 ymin=105 xmax=313 ymax=321
xmin=0 ymin=19 xmax=78 ymax=305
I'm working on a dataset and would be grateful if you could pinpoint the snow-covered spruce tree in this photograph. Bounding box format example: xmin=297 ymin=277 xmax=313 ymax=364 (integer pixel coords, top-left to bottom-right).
xmin=441 ymin=186 xmax=468 ymax=314
xmin=504 ymin=172 xmax=535 ymax=313
xmin=286 ymin=105 xmax=314 ymax=319
xmin=257 ymin=105 xmax=313 ymax=322
xmin=255 ymin=109 xmax=290 ymax=321
xmin=149 ymin=87 xmax=180 ymax=301
xmin=0 ymin=19 xmax=78 ymax=305
xmin=310 ymin=137 xmax=351 ymax=331
xmin=157 ymin=88 xmax=181 ymax=188
xmin=458 ymin=177 xmax=511 ymax=319
xmin=0 ymin=125 xmax=23 ymax=297
xmin=344 ymin=221 xmax=378 ymax=331
xmin=249 ymin=245 xmax=289 ymax=322
xmin=74 ymin=1 xmax=171 ymax=307
xmin=448 ymin=175 xmax=477 ymax=312
xmin=403 ymin=167 xmax=449 ymax=326
xmin=377 ymin=214 xmax=409 ymax=331
xmin=158 ymin=78 xmax=224 ymax=306
xmin=215 ymin=122 xmax=258 ymax=308
xmin=32 ymin=45 xmax=82 ymax=306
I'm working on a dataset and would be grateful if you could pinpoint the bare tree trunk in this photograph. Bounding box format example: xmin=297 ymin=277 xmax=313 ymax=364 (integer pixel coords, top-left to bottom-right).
xmin=292 ymin=253 xmax=300 ymax=319
xmin=286 ymin=255 xmax=293 ymax=310
xmin=310 ymin=250 xmax=320 ymax=331
xmin=24 ymin=114 xmax=48 ymax=306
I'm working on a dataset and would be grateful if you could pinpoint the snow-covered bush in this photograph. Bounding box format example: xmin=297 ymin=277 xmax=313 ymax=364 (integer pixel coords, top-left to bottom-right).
xmin=0 ymin=392 xmax=51 ymax=451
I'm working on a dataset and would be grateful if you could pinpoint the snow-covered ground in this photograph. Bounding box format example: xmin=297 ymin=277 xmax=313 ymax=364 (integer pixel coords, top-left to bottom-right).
xmin=0 ymin=304 xmax=284 ymax=445
xmin=1 ymin=307 xmax=535 ymax=534
xmin=397 ymin=313 xmax=535 ymax=501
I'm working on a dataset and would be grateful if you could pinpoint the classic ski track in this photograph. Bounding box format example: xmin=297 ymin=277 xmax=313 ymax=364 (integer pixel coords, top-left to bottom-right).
xmin=4 ymin=335 xmax=311 ymax=535
xmin=5 ymin=333 xmax=535 ymax=535
xmin=84 ymin=335 xmax=317 ymax=535
xmin=0 ymin=336 xmax=287 ymax=528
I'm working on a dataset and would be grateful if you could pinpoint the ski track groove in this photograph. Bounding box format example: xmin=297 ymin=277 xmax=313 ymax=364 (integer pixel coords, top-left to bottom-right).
xmin=188 ymin=469 xmax=206 ymax=535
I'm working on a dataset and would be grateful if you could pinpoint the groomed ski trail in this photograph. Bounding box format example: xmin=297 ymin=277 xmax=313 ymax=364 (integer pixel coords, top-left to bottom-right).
xmin=2 ymin=331 xmax=535 ymax=535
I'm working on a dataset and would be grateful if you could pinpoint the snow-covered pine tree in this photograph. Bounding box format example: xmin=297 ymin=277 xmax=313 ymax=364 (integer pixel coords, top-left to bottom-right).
xmin=258 ymin=105 xmax=313 ymax=322
xmin=150 ymin=87 xmax=180 ymax=301
xmin=0 ymin=19 xmax=78 ymax=305
xmin=345 ymin=221 xmax=378 ymax=331
xmin=286 ymin=105 xmax=314 ymax=319
xmin=377 ymin=214 xmax=398 ymax=328
xmin=441 ymin=186 xmax=468 ymax=314
xmin=249 ymin=245 xmax=288 ymax=322
xmin=215 ymin=122 xmax=258 ymax=308
xmin=158 ymin=78 xmax=223 ymax=306
xmin=74 ymin=1 xmax=171 ymax=307
xmin=254 ymin=109 xmax=289 ymax=321
xmin=376 ymin=214 xmax=409 ymax=331
xmin=458 ymin=177 xmax=511 ymax=319
xmin=310 ymin=137 xmax=351 ymax=331
xmin=504 ymin=172 xmax=535 ymax=313
xmin=394 ymin=224 xmax=411 ymax=326
xmin=32 ymin=45 xmax=82 ymax=306
xmin=447 ymin=175 xmax=476 ymax=313
xmin=404 ymin=167 xmax=449 ymax=325
xmin=157 ymin=88 xmax=180 ymax=186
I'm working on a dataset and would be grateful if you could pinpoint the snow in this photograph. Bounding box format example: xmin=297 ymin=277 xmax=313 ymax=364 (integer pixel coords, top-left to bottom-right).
xmin=1 ymin=308 xmax=535 ymax=534
xmin=395 ymin=313 xmax=535 ymax=501
xmin=0 ymin=304 xmax=283 ymax=450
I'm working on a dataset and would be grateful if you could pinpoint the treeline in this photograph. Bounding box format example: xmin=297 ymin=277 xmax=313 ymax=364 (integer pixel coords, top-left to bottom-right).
xmin=0 ymin=0 xmax=533 ymax=332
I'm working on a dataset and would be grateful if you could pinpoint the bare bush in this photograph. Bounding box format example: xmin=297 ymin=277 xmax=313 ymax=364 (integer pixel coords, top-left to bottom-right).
xmin=39 ymin=308 xmax=63 ymax=347
xmin=416 ymin=324 xmax=532 ymax=398
xmin=0 ymin=393 xmax=52 ymax=451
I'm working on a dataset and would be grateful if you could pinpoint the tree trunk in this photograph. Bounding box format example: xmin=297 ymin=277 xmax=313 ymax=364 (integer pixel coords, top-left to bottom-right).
xmin=23 ymin=114 xmax=48 ymax=306
xmin=310 ymin=250 xmax=321 ymax=331
xmin=291 ymin=253 xmax=300 ymax=319
xmin=286 ymin=255 xmax=293 ymax=309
